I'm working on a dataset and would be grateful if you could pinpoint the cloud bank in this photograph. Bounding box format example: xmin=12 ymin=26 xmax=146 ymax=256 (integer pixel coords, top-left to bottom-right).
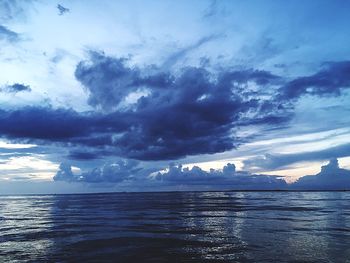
xmin=293 ymin=159 xmax=350 ymax=190
xmin=153 ymin=163 xmax=287 ymax=190
xmin=53 ymin=159 xmax=350 ymax=191
xmin=54 ymin=160 xmax=141 ymax=183
xmin=54 ymin=161 xmax=287 ymax=190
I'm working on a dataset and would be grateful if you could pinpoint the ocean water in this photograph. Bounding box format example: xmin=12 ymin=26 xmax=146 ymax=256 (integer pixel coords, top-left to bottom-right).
xmin=1 ymin=191 xmax=350 ymax=262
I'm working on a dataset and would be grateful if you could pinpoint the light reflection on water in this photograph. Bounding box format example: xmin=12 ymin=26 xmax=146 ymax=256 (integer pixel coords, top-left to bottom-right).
xmin=1 ymin=192 xmax=350 ymax=262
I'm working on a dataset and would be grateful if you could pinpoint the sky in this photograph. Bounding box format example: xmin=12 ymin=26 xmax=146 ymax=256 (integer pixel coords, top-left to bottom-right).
xmin=0 ymin=0 xmax=350 ymax=194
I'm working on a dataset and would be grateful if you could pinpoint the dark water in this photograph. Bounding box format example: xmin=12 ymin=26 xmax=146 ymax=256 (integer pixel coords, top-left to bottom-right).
xmin=1 ymin=192 xmax=350 ymax=262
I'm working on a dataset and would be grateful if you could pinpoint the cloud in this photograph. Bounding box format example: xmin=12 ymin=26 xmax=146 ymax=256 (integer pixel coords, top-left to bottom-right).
xmin=161 ymin=34 xmax=223 ymax=69
xmin=0 ymin=0 xmax=36 ymax=41
xmin=53 ymin=163 xmax=75 ymax=182
xmin=153 ymin=163 xmax=287 ymax=190
xmin=57 ymin=4 xmax=69 ymax=16
xmin=238 ymin=36 xmax=284 ymax=66
xmin=279 ymin=61 xmax=350 ymax=100
xmin=68 ymin=151 xmax=102 ymax=160
xmin=53 ymin=158 xmax=350 ymax=191
xmin=2 ymin=53 xmax=347 ymax=162
xmin=154 ymin=163 xmax=237 ymax=184
xmin=0 ymin=24 xmax=19 ymax=42
xmin=54 ymin=160 xmax=141 ymax=183
xmin=54 ymin=161 xmax=287 ymax=190
xmin=202 ymin=0 xmax=219 ymax=18
xmin=1 ymin=83 xmax=31 ymax=93
xmin=75 ymin=52 xmax=142 ymax=111
xmin=0 ymin=0 xmax=34 ymax=23
xmin=243 ymin=143 xmax=350 ymax=170
xmin=73 ymin=51 xmax=287 ymax=160
xmin=292 ymin=159 xmax=350 ymax=190
xmin=0 ymin=106 xmax=99 ymax=140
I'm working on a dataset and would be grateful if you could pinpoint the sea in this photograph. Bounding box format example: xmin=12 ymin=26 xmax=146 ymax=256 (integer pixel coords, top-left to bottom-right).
xmin=1 ymin=191 xmax=350 ymax=262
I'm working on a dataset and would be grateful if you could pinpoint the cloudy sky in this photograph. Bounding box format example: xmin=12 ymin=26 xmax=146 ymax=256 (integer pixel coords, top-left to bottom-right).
xmin=1 ymin=0 xmax=350 ymax=193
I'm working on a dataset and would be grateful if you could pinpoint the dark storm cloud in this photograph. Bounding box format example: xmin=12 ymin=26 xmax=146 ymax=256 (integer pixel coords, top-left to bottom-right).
xmin=0 ymin=106 xmax=126 ymax=157
xmin=0 ymin=24 xmax=19 ymax=42
xmin=1 ymin=83 xmax=31 ymax=93
xmin=0 ymin=106 xmax=130 ymax=149
xmin=3 ymin=54 xmax=347 ymax=162
xmin=0 ymin=107 xmax=93 ymax=140
xmin=279 ymin=61 xmax=350 ymax=100
xmin=292 ymin=159 xmax=350 ymax=190
xmin=75 ymin=52 xmax=142 ymax=111
xmin=72 ymin=51 xmax=286 ymax=160
xmin=243 ymin=143 xmax=350 ymax=170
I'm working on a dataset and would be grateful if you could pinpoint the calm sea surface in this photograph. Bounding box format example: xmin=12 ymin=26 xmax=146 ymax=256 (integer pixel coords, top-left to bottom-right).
xmin=1 ymin=191 xmax=350 ymax=262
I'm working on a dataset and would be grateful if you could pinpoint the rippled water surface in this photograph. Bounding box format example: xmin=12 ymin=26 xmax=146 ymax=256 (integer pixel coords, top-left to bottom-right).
xmin=1 ymin=191 xmax=350 ymax=262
